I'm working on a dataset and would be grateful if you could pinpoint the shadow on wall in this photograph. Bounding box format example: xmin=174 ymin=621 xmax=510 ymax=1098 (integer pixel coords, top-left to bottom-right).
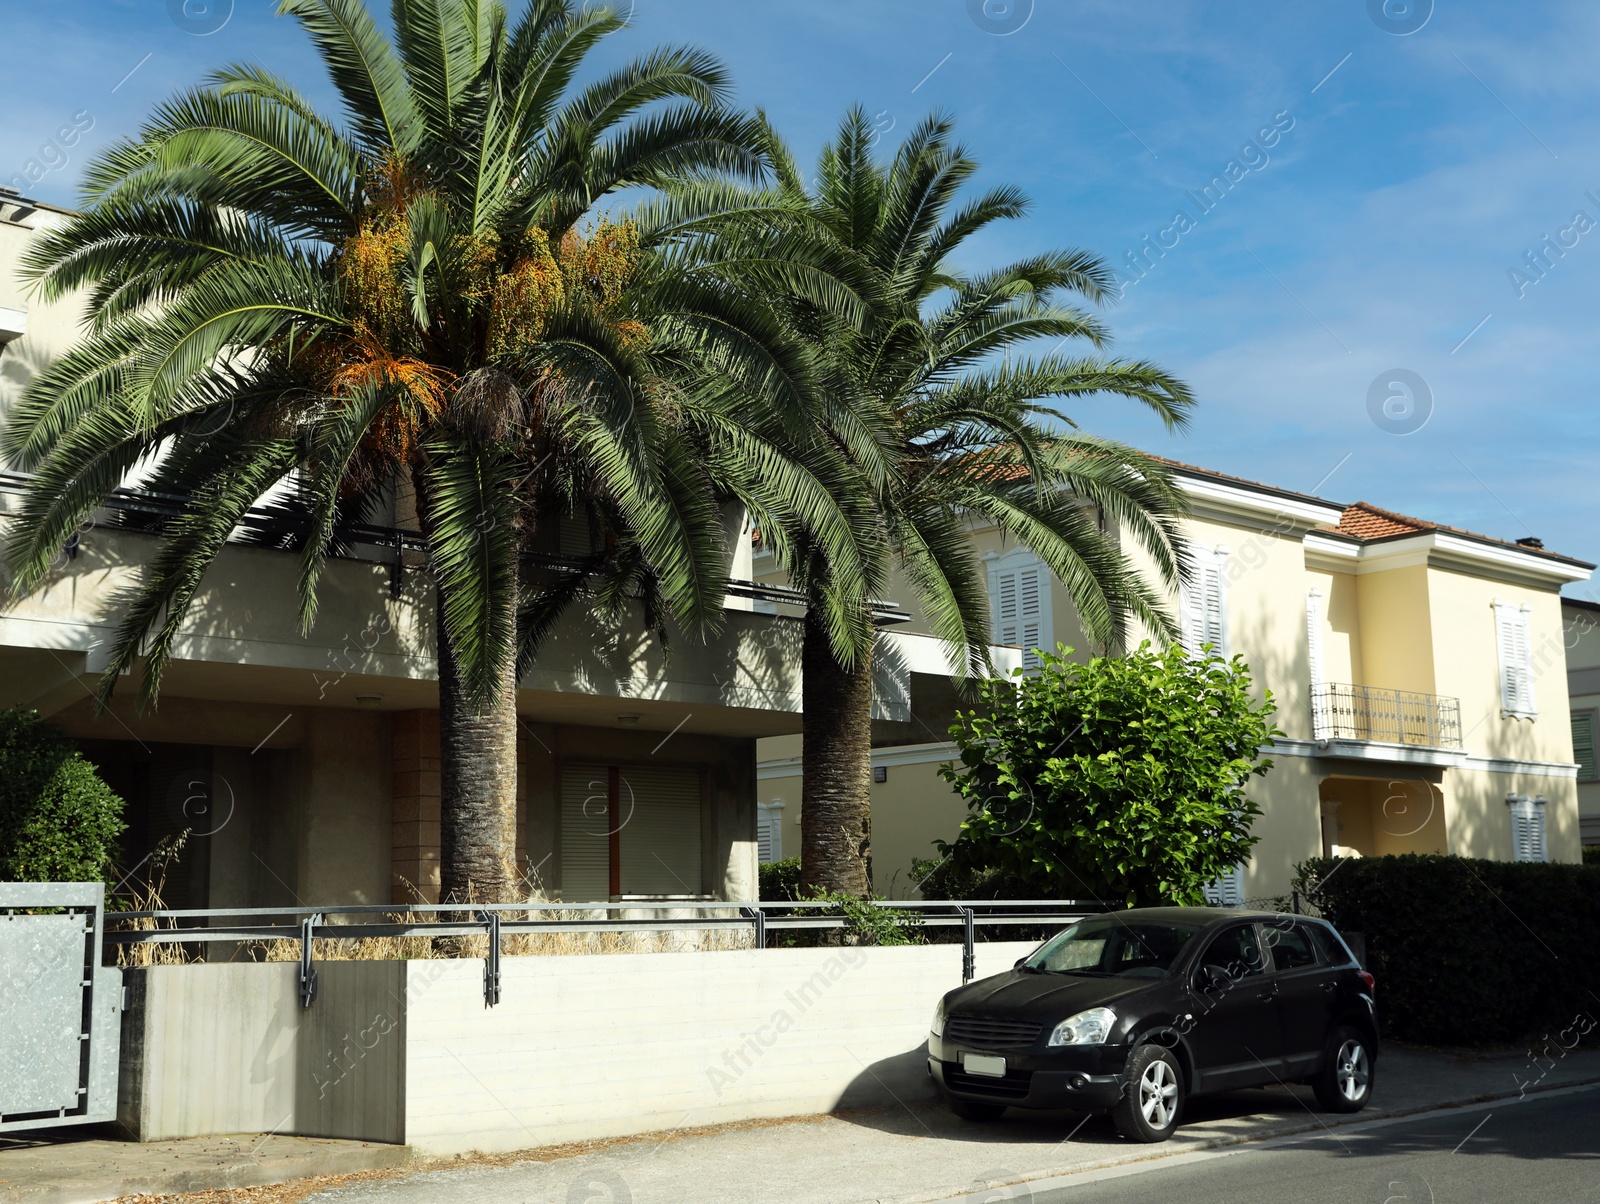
xmin=835 ymin=1042 xmax=940 ymax=1115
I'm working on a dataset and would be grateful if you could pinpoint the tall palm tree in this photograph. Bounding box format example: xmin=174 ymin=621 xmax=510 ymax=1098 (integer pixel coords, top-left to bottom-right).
xmin=687 ymin=110 xmax=1196 ymax=894
xmin=0 ymin=0 xmax=860 ymax=904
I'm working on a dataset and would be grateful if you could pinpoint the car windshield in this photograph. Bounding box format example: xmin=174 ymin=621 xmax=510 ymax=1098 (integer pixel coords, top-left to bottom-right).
xmin=1024 ymin=919 xmax=1202 ymax=978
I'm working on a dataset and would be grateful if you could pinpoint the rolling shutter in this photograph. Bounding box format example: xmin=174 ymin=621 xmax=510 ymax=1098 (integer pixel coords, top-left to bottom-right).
xmin=1495 ymin=602 xmax=1537 ymax=718
xmin=1507 ymin=794 xmax=1548 ymax=863
xmin=561 ymin=764 xmax=706 ymax=899
xmin=559 ymin=766 xmax=614 ymax=902
xmin=1573 ymin=711 xmax=1598 ymax=782
xmin=618 ymin=765 xmax=703 ymax=895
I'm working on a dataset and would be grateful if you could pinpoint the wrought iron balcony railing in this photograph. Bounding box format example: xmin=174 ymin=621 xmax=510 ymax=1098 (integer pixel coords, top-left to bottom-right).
xmin=1310 ymin=683 xmax=1463 ymax=749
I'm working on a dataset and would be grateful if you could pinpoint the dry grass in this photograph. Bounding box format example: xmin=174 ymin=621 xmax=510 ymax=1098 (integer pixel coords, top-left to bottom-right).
xmin=248 ymin=914 xmax=753 ymax=963
xmin=109 ymin=859 xmax=753 ymax=964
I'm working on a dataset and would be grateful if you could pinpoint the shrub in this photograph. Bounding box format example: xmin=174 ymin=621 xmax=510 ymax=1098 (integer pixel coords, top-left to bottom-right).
xmin=1584 ymin=845 xmax=1600 ymax=866
xmin=0 ymin=707 xmax=125 ymax=882
xmin=1296 ymin=854 xmax=1600 ymax=1046
xmin=938 ymin=643 xmax=1280 ymax=906
xmin=759 ymin=855 xmax=802 ymax=901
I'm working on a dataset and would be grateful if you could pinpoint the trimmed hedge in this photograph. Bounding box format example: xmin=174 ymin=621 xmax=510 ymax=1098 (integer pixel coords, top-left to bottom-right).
xmin=1298 ymin=854 xmax=1600 ymax=1046
xmin=0 ymin=707 xmax=125 ymax=882
xmin=759 ymin=855 xmax=801 ymax=902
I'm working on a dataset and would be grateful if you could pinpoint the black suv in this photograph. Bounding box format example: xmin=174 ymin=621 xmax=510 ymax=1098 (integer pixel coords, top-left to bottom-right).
xmin=928 ymin=907 xmax=1378 ymax=1142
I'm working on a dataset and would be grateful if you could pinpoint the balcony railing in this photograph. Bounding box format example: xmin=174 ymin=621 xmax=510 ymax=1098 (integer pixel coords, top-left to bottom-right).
xmin=1311 ymin=683 xmax=1463 ymax=749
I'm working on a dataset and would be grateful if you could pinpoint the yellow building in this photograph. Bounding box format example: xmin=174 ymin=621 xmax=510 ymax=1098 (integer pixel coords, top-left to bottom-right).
xmin=756 ymin=460 xmax=1594 ymax=900
xmin=1562 ymin=596 xmax=1600 ymax=846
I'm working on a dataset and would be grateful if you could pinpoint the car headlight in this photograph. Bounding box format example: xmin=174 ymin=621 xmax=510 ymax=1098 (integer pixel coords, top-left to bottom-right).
xmin=1048 ymin=1007 xmax=1117 ymax=1046
xmin=930 ymin=997 xmax=947 ymax=1038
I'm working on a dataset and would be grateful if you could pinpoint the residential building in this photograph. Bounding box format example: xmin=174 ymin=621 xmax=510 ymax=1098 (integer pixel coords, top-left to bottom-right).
xmin=1562 ymin=596 xmax=1600 ymax=845
xmin=0 ymin=188 xmax=803 ymax=909
xmin=757 ymin=460 xmax=1594 ymax=899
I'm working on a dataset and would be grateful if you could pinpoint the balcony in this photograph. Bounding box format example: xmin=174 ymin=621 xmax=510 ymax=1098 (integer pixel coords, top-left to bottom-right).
xmin=1310 ymin=683 xmax=1463 ymax=761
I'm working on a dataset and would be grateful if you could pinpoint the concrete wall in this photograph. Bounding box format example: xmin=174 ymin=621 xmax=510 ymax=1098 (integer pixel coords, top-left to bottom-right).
xmin=119 ymin=942 xmax=1036 ymax=1153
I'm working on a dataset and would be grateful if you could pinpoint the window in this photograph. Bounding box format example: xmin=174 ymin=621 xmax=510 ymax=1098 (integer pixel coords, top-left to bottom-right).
xmin=1507 ymin=794 xmax=1549 ymax=863
xmin=1181 ymin=546 xmax=1230 ymax=658
xmin=1199 ymin=924 xmax=1266 ymax=979
xmin=757 ymin=800 xmax=784 ymax=863
xmin=1573 ymin=710 xmax=1598 ymax=782
xmin=560 ymin=764 xmax=704 ymax=899
xmin=1025 ymin=920 xmax=1201 ymax=975
xmin=988 ymin=551 xmax=1053 ymax=671
xmin=1494 ymin=601 xmax=1537 ymax=719
xmin=1307 ymin=923 xmax=1355 ymax=966
xmin=1202 ymin=863 xmax=1245 ymax=907
xmin=1263 ymin=921 xmax=1320 ymax=971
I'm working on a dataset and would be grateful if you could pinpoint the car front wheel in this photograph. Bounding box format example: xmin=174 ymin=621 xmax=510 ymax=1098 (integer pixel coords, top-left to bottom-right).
xmin=1112 ymin=1044 xmax=1183 ymax=1142
xmin=1313 ymin=1026 xmax=1375 ymax=1112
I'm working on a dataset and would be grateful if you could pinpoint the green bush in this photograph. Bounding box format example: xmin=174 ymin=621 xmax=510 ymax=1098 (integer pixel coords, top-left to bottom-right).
xmin=938 ymin=643 xmax=1279 ymax=906
xmin=1296 ymin=854 xmax=1600 ymax=1046
xmin=0 ymin=708 xmax=125 ymax=882
xmin=759 ymin=855 xmax=802 ymax=901
xmin=1584 ymin=845 xmax=1600 ymax=866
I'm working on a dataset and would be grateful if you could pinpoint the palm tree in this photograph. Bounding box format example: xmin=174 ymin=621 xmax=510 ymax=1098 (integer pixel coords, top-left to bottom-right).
xmin=0 ymin=0 xmax=859 ymax=904
xmin=692 ymin=110 xmax=1197 ymax=894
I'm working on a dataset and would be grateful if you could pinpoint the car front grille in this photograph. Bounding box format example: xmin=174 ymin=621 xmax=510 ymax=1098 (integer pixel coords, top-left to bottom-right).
xmin=945 ymin=1014 xmax=1043 ymax=1049
xmin=944 ymin=1067 xmax=1034 ymax=1100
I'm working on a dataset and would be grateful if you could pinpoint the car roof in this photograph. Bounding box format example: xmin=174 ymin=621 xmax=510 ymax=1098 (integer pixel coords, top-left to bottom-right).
xmin=1094 ymin=907 xmax=1321 ymax=926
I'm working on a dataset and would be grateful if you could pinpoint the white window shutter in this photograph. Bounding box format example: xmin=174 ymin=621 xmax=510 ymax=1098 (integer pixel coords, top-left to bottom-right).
xmin=757 ymin=801 xmax=784 ymax=862
xmin=1573 ymin=711 xmax=1598 ymax=782
xmin=1182 ymin=548 xmax=1229 ymax=659
xmin=1307 ymin=589 xmax=1327 ymax=738
xmin=989 ymin=554 xmax=1053 ymax=671
xmin=1495 ymin=602 xmax=1537 ymax=718
xmin=1203 ymin=864 xmax=1245 ymax=907
xmin=1508 ymin=794 xmax=1549 ymax=863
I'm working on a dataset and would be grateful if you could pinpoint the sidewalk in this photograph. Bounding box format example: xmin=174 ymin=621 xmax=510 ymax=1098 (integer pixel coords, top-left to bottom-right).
xmin=4 ymin=1044 xmax=1595 ymax=1204
xmin=0 ymin=1132 xmax=407 ymax=1204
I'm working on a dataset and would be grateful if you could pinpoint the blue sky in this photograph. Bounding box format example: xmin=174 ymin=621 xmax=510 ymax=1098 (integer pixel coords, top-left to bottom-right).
xmin=5 ymin=0 xmax=1597 ymax=586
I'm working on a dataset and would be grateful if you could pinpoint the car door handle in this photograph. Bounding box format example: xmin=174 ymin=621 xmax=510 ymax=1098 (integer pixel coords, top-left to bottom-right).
xmin=1257 ymin=985 xmax=1278 ymax=1000
xmin=1320 ymin=981 xmax=1338 ymax=993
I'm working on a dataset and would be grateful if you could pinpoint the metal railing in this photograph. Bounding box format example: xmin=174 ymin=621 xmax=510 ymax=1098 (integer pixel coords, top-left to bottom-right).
xmin=104 ymin=899 xmax=1113 ymax=1007
xmin=1310 ymin=682 xmax=1463 ymax=749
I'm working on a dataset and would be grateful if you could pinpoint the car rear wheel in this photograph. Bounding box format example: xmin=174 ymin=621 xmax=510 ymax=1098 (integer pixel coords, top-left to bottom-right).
xmin=1313 ymin=1026 xmax=1375 ymax=1112
xmin=1112 ymin=1044 xmax=1183 ymax=1142
xmin=948 ymin=1097 xmax=1007 ymax=1122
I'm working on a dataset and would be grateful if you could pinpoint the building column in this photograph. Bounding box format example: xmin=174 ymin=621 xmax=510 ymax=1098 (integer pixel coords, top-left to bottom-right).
xmin=392 ymin=710 xmax=441 ymax=903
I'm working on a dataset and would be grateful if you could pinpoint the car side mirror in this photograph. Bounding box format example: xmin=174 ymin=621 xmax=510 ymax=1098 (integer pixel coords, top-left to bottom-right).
xmin=1014 ymin=957 xmax=1027 ymax=968
xmin=1196 ymin=963 xmax=1230 ymax=991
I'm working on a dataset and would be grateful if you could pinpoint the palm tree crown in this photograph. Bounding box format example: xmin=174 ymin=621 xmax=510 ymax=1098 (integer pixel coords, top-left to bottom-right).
xmin=0 ymin=0 xmax=860 ymax=902
xmin=688 ymin=108 xmax=1197 ymax=892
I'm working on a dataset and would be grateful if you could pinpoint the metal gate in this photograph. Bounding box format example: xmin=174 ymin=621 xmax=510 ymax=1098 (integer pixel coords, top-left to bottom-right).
xmin=0 ymin=883 xmax=121 ymax=1132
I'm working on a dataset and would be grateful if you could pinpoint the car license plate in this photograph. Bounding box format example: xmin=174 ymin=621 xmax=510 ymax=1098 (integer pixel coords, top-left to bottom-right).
xmin=962 ymin=1053 xmax=1006 ymax=1078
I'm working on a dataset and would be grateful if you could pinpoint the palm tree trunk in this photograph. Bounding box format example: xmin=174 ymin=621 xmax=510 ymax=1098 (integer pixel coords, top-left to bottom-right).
xmin=436 ymin=587 xmax=520 ymax=906
xmin=800 ymin=606 xmax=873 ymax=896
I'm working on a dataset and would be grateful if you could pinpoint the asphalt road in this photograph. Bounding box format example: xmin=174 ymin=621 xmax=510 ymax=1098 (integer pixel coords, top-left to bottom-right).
xmin=1020 ymin=1085 xmax=1600 ymax=1204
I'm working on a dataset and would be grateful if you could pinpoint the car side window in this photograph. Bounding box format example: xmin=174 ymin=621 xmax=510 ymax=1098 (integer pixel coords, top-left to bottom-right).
xmin=1199 ymin=923 xmax=1267 ymax=982
xmin=1262 ymin=921 xmax=1319 ymax=972
xmin=1307 ymin=923 xmax=1353 ymax=966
